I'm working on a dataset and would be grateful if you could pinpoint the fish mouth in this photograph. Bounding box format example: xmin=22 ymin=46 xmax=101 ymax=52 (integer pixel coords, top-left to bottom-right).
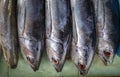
xmin=97 ymin=39 xmax=114 ymax=65
xmin=51 ymin=57 xmax=63 ymax=72
xmin=31 ymin=64 xmax=39 ymax=71
xmin=25 ymin=55 xmax=40 ymax=71
xmin=103 ymin=51 xmax=111 ymax=58
xmin=52 ymin=57 xmax=59 ymax=65
xmin=23 ymin=47 xmax=40 ymax=71
xmin=2 ymin=47 xmax=18 ymax=68
xmin=25 ymin=54 xmax=40 ymax=71
xmin=98 ymin=51 xmax=113 ymax=65
xmin=79 ymin=64 xmax=85 ymax=70
xmin=78 ymin=63 xmax=88 ymax=75
xmin=48 ymin=48 xmax=64 ymax=72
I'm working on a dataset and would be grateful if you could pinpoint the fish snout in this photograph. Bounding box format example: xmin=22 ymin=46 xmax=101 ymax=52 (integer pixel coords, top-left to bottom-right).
xmin=104 ymin=50 xmax=111 ymax=58
xmin=103 ymin=48 xmax=114 ymax=64
xmin=51 ymin=57 xmax=63 ymax=72
xmin=52 ymin=57 xmax=59 ymax=65
xmin=23 ymin=47 xmax=40 ymax=71
xmin=72 ymin=55 xmax=89 ymax=75
xmin=26 ymin=55 xmax=40 ymax=71
xmin=78 ymin=62 xmax=86 ymax=71
xmin=98 ymin=40 xmax=114 ymax=65
xmin=77 ymin=60 xmax=88 ymax=75
xmin=98 ymin=49 xmax=114 ymax=65
xmin=78 ymin=63 xmax=88 ymax=75
xmin=78 ymin=63 xmax=85 ymax=70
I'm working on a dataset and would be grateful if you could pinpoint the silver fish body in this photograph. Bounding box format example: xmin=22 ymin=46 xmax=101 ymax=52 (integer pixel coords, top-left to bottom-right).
xmin=0 ymin=0 xmax=19 ymax=68
xmin=17 ymin=0 xmax=45 ymax=71
xmin=71 ymin=0 xmax=95 ymax=75
xmin=92 ymin=0 xmax=120 ymax=65
xmin=46 ymin=0 xmax=72 ymax=72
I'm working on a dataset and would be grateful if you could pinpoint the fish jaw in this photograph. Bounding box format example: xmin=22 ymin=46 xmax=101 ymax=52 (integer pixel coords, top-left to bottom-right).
xmin=20 ymin=37 xmax=43 ymax=71
xmin=22 ymin=47 xmax=39 ymax=71
xmin=48 ymin=51 xmax=63 ymax=72
xmin=71 ymin=44 xmax=94 ymax=75
xmin=2 ymin=46 xmax=18 ymax=68
xmin=46 ymin=37 xmax=71 ymax=72
xmin=46 ymin=39 xmax=66 ymax=72
xmin=52 ymin=57 xmax=63 ymax=72
xmin=97 ymin=39 xmax=114 ymax=65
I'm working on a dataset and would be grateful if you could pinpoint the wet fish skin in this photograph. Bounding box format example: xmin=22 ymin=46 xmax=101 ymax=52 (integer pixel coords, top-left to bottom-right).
xmin=0 ymin=0 xmax=19 ymax=68
xmin=46 ymin=0 xmax=72 ymax=72
xmin=92 ymin=0 xmax=120 ymax=65
xmin=17 ymin=0 xmax=45 ymax=71
xmin=71 ymin=0 xmax=95 ymax=75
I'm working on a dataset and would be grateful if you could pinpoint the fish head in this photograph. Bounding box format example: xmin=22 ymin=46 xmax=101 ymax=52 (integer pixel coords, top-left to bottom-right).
xmin=97 ymin=39 xmax=114 ymax=65
xmin=78 ymin=48 xmax=94 ymax=75
xmin=51 ymin=55 xmax=62 ymax=72
xmin=72 ymin=45 xmax=94 ymax=75
xmin=47 ymin=40 xmax=64 ymax=72
xmin=21 ymin=37 xmax=43 ymax=71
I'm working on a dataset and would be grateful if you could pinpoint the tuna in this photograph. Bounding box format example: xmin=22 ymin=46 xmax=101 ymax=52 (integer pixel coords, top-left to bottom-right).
xmin=17 ymin=0 xmax=45 ymax=71
xmin=92 ymin=0 xmax=120 ymax=65
xmin=46 ymin=0 xmax=72 ymax=72
xmin=0 ymin=0 xmax=19 ymax=68
xmin=71 ymin=0 xmax=95 ymax=75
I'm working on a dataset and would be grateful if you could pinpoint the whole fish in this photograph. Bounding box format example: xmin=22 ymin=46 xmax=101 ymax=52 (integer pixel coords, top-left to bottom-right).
xmin=0 ymin=0 xmax=19 ymax=68
xmin=17 ymin=0 xmax=45 ymax=71
xmin=92 ymin=0 xmax=120 ymax=65
xmin=70 ymin=0 xmax=95 ymax=75
xmin=46 ymin=0 xmax=72 ymax=72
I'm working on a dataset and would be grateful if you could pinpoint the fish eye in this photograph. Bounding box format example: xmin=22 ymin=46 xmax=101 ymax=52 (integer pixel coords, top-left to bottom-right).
xmin=36 ymin=47 xmax=39 ymax=51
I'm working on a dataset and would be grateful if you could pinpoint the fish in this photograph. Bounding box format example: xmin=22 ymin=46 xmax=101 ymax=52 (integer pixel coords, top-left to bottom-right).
xmin=46 ymin=0 xmax=72 ymax=72
xmin=0 ymin=0 xmax=19 ymax=68
xmin=92 ymin=0 xmax=120 ymax=65
xmin=70 ymin=0 xmax=95 ymax=75
xmin=17 ymin=0 xmax=45 ymax=71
